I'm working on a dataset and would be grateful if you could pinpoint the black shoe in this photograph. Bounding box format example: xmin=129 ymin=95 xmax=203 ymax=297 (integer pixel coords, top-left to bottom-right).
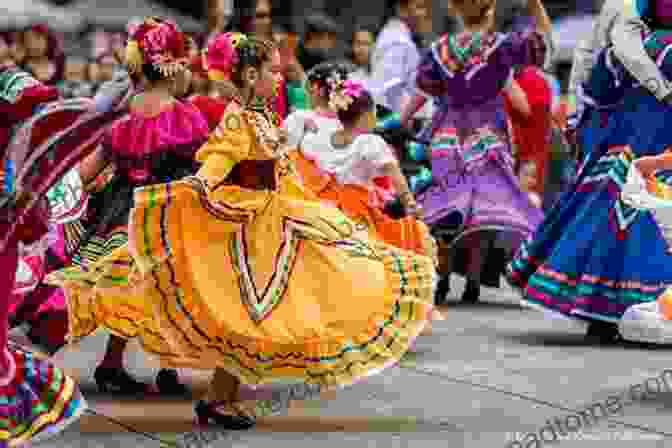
xmin=194 ymin=400 xmax=256 ymax=429
xmin=434 ymin=276 xmax=451 ymax=306
xmin=94 ymin=366 xmax=151 ymax=395
xmin=156 ymin=368 xmax=189 ymax=396
xmin=461 ymin=281 xmax=480 ymax=303
xmin=585 ymin=321 xmax=621 ymax=344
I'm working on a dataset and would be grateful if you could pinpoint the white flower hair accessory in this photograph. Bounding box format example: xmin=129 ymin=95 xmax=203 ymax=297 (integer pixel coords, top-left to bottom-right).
xmin=328 ymin=78 xmax=365 ymax=112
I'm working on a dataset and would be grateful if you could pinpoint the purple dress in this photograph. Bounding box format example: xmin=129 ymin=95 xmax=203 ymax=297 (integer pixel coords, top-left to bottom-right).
xmin=415 ymin=29 xmax=544 ymax=258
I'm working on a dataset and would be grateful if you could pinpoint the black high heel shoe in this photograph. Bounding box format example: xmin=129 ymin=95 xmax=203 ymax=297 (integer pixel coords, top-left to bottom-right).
xmin=194 ymin=400 xmax=256 ymax=430
xmin=156 ymin=368 xmax=189 ymax=396
xmin=94 ymin=367 xmax=150 ymax=395
xmin=461 ymin=280 xmax=480 ymax=303
xmin=434 ymin=275 xmax=451 ymax=306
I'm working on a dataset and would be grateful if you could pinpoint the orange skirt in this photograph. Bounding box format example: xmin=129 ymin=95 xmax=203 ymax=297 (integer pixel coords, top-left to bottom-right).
xmin=289 ymin=151 xmax=435 ymax=260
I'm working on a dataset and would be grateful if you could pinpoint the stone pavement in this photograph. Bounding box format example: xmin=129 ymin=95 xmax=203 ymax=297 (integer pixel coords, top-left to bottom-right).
xmin=18 ymin=277 xmax=672 ymax=447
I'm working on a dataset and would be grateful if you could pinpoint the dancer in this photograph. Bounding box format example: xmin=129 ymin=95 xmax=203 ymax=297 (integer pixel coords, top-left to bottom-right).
xmin=620 ymin=148 xmax=672 ymax=343
xmin=568 ymin=0 xmax=672 ymax=159
xmin=294 ymin=77 xmax=436 ymax=259
xmin=49 ymin=32 xmax=436 ymax=429
xmin=0 ymin=63 xmax=101 ymax=447
xmin=400 ymin=0 xmax=549 ymax=304
xmin=48 ymin=17 xmax=209 ymax=395
xmin=507 ymin=2 xmax=672 ymax=343
xmin=283 ymin=62 xmax=347 ymax=149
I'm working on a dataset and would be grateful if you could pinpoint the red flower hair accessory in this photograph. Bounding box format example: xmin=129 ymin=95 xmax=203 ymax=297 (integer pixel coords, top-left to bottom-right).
xmin=124 ymin=17 xmax=189 ymax=79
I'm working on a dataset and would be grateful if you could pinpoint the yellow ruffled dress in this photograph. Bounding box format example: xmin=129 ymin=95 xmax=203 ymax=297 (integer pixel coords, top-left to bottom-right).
xmin=48 ymin=102 xmax=436 ymax=387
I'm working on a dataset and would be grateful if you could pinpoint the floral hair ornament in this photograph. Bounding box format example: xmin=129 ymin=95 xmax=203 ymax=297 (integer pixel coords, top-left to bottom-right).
xmin=203 ymin=32 xmax=239 ymax=81
xmin=328 ymin=78 xmax=365 ymax=112
xmin=124 ymin=17 xmax=189 ymax=79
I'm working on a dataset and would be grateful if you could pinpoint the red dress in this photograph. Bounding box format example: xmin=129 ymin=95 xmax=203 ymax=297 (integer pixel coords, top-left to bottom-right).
xmin=504 ymin=66 xmax=552 ymax=195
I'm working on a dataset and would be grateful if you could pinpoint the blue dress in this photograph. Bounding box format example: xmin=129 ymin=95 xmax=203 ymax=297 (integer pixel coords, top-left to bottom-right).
xmin=507 ymin=30 xmax=672 ymax=323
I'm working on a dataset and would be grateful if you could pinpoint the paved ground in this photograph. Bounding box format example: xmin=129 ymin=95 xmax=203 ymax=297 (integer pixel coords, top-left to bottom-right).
xmin=16 ymin=277 xmax=672 ymax=448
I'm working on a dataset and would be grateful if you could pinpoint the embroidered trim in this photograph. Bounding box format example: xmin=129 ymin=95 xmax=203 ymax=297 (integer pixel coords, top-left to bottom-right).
xmin=230 ymin=221 xmax=302 ymax=323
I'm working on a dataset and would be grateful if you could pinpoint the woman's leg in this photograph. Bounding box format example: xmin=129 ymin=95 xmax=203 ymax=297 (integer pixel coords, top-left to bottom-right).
xmin=94 ymin=334 xmax=150 ymax=394
xmin=462 ymin=231 xmax=493 ymax=303
xmin=435 ymin=240 xmax=452 ymax=305
xmin=195 ymin=368 xmax=256 ymax=428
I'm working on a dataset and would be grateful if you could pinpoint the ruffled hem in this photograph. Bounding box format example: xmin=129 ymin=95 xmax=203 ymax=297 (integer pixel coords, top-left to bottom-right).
xmin=55 ymin=180 xmax=437 ymax=388
xmin=0 ymin=347 xmax=86 ymax=447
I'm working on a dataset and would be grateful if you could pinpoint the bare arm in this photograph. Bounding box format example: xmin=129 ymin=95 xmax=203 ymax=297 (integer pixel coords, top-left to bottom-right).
xmin=400 ymin=93 xmax=428 ymax=127
xmin=568 ymin=37 xmax=594 ymax=97
xmin=527 ymin=0 xmax=552 ymax=36
xmin=504 ymin=79 xmax=531 ymax=117
xmin=78 ymin=146 xmax=112 ymax=191
xmin=611 ymin=7 xmax=672 ymax=101
xmin=381 ymin=160 xmax=421 ymax=217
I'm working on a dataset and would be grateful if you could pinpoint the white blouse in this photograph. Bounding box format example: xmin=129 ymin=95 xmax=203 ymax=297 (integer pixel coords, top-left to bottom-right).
xmin=300 ymin=132 xmax=397 ymax=187
xmin=283 ymin=110 xmax=342 ymax=149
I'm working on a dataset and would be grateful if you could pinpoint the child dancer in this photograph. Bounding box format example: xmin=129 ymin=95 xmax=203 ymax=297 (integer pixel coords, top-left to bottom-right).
xmin=297 ymin=77 xmax=436 ymax=259
xmin=48 ymin=32 xmax=436 ymax=429
xmin=401 ymin=0 xmax=550 ymax=304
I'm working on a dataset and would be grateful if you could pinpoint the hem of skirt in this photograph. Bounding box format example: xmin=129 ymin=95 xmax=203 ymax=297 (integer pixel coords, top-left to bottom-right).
xmin=439 ymin=223 xmax=531 ymax=248
xmin=0 ymin=353 xmax=87 ymax=447
xmin=71 ymin=246 xmax=436 ymax=389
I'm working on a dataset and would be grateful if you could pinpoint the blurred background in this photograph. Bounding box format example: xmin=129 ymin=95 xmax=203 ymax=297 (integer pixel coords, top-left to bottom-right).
xmin=0 ymin=0 xmax=603 ymax=99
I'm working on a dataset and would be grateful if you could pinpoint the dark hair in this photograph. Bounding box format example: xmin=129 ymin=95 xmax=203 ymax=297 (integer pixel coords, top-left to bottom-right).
xmin=348 ymin=25 xmax=376 ymax=71
xmin=229 ymin=36 xmax=276 ymax=87
xmin=225 ymin=0 xmax=257 ymax=34
xmin=225 ymin=0 xmax=292 ymax=34
xmin=337 ymin=90 xmax=374 ymax=126
xmin=141 ymin=62 xmax=165 ymax=83
xmin=383 ymin=0 xmax=411 ymax=27
xmin=306 ymin=61 xmax=351 ymax=97
xmin=304 ymin=12 xmax=339 ymax=38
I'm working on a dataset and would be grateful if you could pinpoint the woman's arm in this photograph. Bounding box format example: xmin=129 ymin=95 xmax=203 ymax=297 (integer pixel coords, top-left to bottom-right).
xmin=78 ymin=146 xmax=112 ymax=191
xmin=400 ymin=94 xmax=427 ymax=128
xmin=635 ymin=153 xmax=672 ymax=177
xmin=611 ymin=9 xmax=672 ymax=102
xmin=527 ymin=0 xmax=552 ymax=35
xmin=380 ymin=160 xmax=421 ymax=217
xmin=504 ymin=79 xmax=531 ymax=117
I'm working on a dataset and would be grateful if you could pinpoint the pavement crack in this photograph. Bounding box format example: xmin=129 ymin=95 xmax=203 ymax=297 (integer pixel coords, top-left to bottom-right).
xmin=402 ymin=365 xmax=672 ymax=438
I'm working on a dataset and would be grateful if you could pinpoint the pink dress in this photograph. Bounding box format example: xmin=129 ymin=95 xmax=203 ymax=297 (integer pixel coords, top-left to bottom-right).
xmin=0 ymin=65 xmax=88 ymax=446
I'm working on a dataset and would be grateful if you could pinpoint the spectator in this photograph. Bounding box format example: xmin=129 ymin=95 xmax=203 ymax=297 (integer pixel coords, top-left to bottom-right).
xmin=371 ymin=0 xmax=430 ymax=115
xmin=0 ymin=34 xmax=11 ymax=66
xmin=348 ymin=25 xmax=376 ymax=83
xmin=58 ymin=54 xmax=95 ymax=98
xmin=9 ymin=31 xmax=26 ymax=66
xmin=224 ymin=0 xmax=294 ymax=119
xmin=188 ymin=54 xmax=211 ymax=97
xmin=21 ymin=24 xmax=65 ymax=85
xmin=504 ymin=64 xmax=552 ymax=197
xmin=295 ymin=12 xmax=341 ymax=73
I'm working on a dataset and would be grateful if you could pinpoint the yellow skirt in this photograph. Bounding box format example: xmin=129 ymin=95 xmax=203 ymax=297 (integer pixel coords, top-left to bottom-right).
xmin=47 ymin=177 xmax=436 ymax=387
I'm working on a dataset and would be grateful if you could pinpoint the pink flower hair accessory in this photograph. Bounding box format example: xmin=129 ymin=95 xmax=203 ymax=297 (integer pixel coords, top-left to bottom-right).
xmin=328 ymin=78 xmax=366 ymax=112
xmin=125 ymin=17 xmax=189 ymax=78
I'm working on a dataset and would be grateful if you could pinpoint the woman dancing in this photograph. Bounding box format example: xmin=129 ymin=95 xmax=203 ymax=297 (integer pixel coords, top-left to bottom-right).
xmin=48 ymin=32 xmax=436 ymax=429
xmin=508 ymin=0 xmax=672 ymax=342
xmin=0 ymin=63 xmax=95 ymax=447
xmin=48 ymin=17 xmax=210 ymax=395
xmin=400 ymin=0 xmax=550 ymax=304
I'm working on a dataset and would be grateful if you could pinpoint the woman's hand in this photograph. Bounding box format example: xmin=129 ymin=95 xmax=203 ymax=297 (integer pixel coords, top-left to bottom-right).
xmin=635 ymin=156 xmax=667 ymax=178
xmin=401 ymin=192 xmax=423 ymax=218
